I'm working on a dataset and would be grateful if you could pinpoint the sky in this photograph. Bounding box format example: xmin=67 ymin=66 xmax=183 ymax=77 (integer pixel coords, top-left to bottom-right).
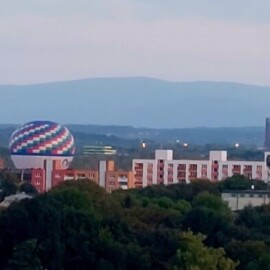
xmin=0 ymin=0 xmax=270 ymax=85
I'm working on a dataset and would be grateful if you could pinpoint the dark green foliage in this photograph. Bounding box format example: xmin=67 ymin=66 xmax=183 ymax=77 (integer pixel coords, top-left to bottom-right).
xmin=0 ymin=173 xmax=18 ymax=200
xmin=219 ymin=175 xmax=267 ymax=191
xmin=6 ymin=239 xmax=42 ymax=270
xmin=129 ymin=179 xmax=220 ymax=202
xmin=19 ymin=182 xmax=38 ymax=195
xmin=0 ymin=173 xmax=38 ymax=201
xmin=173 ymin=231 xmax=237 ymax=270
xmin=0 ymin=179 xmax=270 ymax=269
xmin=225 ymin=240 xmax=270 ymax=270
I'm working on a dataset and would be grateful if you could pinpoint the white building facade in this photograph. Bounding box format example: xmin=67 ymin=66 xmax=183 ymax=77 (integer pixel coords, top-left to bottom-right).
xmin=132 ymin=150 xmax=270 ymax=188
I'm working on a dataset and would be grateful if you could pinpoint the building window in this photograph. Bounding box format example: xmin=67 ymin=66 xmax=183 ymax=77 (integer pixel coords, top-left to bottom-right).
xmin=189 ymin=172 xmax=197 ymax=178
xmin=189 ymin=164 xmax=197 ymax=170
xmin=135 ymin=163 xmax=143 ymax=170
xmin=178 ymin=164 xmax=186 ymax=170
xmin=178 ymin=172 xmax=185 ymax=178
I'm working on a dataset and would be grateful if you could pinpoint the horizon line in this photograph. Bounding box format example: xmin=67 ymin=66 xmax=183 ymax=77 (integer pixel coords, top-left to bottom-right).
xmin=0 ymin=76 xmax=269 ymax=88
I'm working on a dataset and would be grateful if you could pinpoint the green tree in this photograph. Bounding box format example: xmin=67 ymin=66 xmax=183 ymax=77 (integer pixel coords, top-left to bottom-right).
xmin=246 ymin=254 xmax=270 ymax=270
xmin=235 ymin=206 xmax=262 ymax=228
xmin=0 ymin=172 xmax=21 ymax=201
xmin=6 ymin=239 xmax=42 ymax=270
xmin=173 ymin=231 xmax=237 ymax=270
xmin=219 ymin=175 xmax=267 ymax=191
xmin=19 ymin=182 xmax=38 ymax=195
xmin=193 ymin=192 xmax=232 ymax=222
xmin=225 ymin=240 xmax=269 ymax=270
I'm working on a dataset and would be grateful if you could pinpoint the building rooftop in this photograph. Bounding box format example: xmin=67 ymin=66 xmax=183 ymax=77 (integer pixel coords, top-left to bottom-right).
xmin=0 ymin=192 xmax=33 ymax=208
xmin=222 ymin=190 xmax=270 ymax=195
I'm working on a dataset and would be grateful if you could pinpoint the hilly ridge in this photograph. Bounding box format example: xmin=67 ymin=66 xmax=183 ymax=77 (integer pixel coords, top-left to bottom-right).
xmin=0 ymin=77 xmax=269 ymax=128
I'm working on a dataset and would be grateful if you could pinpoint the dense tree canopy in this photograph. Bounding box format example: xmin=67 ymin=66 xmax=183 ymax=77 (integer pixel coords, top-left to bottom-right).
xmin=0 ymin=177 xmax=269 ymax=269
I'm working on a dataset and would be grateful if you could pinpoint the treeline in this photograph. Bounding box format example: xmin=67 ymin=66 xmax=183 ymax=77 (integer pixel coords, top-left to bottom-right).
xmin=0 ymin=177 xmax=269 ymax=269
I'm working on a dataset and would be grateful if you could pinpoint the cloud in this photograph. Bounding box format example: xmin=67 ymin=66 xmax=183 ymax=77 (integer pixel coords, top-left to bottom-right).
xmin=0 ymin=10 xmax=269 ymax=85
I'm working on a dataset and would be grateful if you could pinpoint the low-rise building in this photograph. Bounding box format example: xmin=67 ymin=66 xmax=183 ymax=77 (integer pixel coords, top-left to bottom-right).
xmin=83 ymin=145 xmax=117 ymax=155
xmin=222 ymin=190 xmax=270 ymax=211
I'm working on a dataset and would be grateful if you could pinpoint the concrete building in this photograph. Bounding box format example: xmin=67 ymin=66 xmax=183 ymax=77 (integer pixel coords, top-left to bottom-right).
xmin=99 ymin=160 xmax=133 ymax=193
xmin=265 ymin=117 xmax=270 ymax=149
xmin=132 ymin=150 xmax=270 ymax=188
xmin=0 ymin=158 xmax=4 ymax=169
xmin=83 ymin=145 xmax=117 ymax=155
xmin=222 ymin=190 xmax=270 ymax=211
xmin=51 ymin=169 xmax=99 ymax=188
xmin=0 ymin=160 xmax=133 ymax=193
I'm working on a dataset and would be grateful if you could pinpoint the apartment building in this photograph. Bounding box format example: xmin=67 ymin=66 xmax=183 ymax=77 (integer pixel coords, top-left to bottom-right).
xmin=51 ymin=169 xmax=99 ymax=188
xmin=0 ymin=158 xmax=4 ymax=169
xmin=7 ymin=168 xmax=99 ymax=193
xmin=99 ymin=160 xmax=134 ymax=192
xmin=132 ymin=150 xmax=270 ymax=188
xmin=0 ymin=160 xmax=133 ymax=193
xmin=32 ymin=161 xmax=133 ymax=193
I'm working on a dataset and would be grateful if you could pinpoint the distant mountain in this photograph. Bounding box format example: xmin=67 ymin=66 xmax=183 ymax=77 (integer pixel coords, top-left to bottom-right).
xmin=66 ymin=125 xmax=264 ymax=145
xmin=0 ymin=77 xmax=270 ymax=128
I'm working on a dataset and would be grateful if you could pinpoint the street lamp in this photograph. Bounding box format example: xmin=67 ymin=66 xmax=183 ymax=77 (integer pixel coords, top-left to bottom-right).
xmin=234 ymin=143 xmax=240 ymax=148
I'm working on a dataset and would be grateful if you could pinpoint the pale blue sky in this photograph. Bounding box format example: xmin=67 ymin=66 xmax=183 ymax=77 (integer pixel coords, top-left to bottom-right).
xmin=0 ymin=0 xmax=269 ymax=84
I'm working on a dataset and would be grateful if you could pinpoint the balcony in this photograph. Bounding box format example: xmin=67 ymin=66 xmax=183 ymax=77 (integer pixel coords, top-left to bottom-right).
xmin=189 ymin=165 xmax=197 ymax=171
xmin=118 ymin=177 xmax=128 ymax=183
xmin=178 ymin=172 xmax=186 ymax=178
xmin=178 ymin=164 xmax=186 ymax=170
xmin=212 ymin=164 xmax=219 ymax=169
